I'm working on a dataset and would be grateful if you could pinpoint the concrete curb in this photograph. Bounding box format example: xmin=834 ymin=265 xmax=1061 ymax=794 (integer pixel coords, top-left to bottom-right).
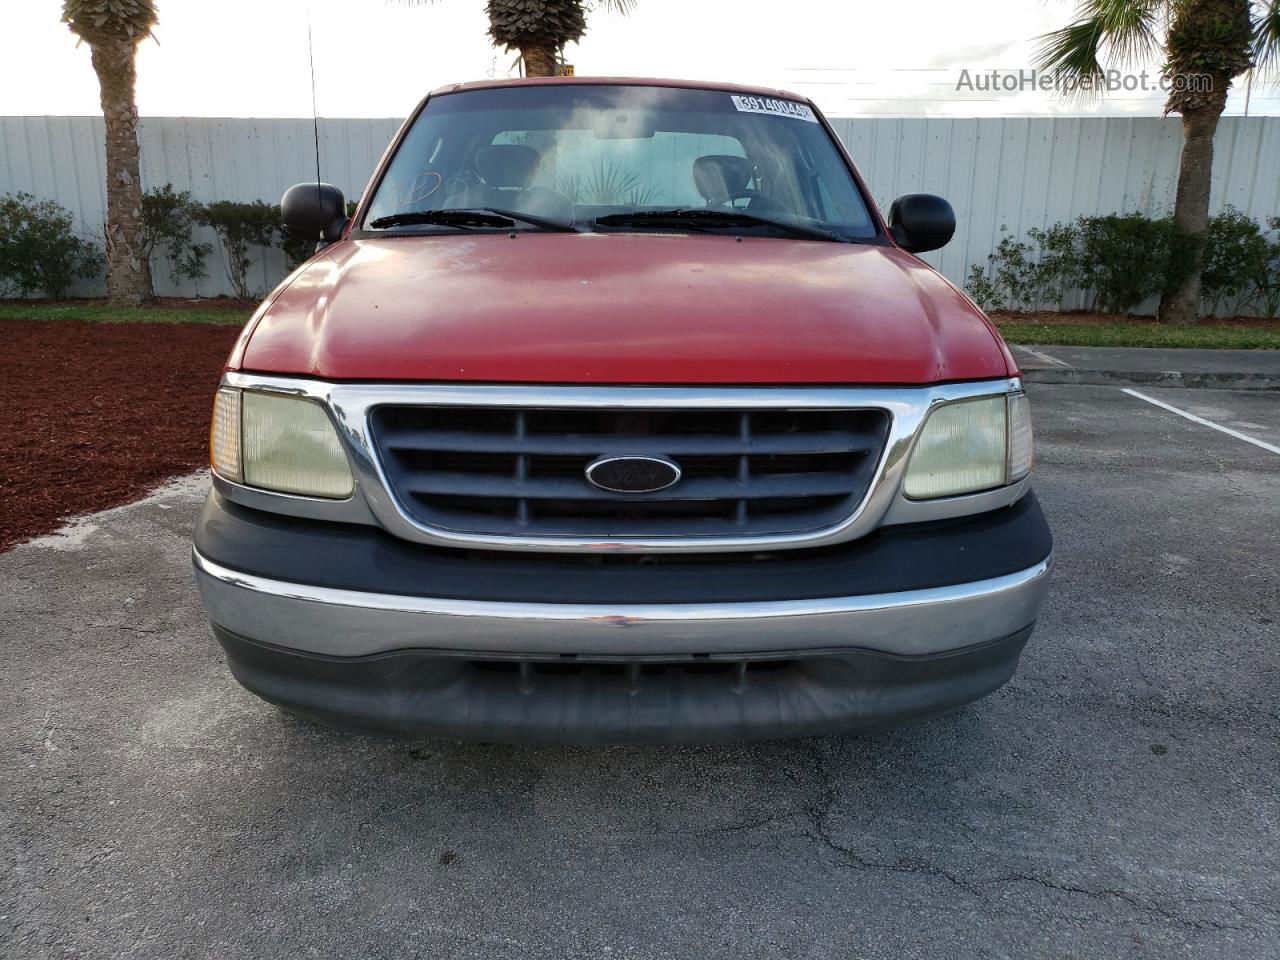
xmin=1021 ymin=367 xmax=1280 ymax=391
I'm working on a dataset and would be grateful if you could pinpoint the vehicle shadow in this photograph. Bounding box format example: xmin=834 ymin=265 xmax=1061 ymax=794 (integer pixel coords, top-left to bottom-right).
xmin=248 ymin=699 xmax=1006 ymax=850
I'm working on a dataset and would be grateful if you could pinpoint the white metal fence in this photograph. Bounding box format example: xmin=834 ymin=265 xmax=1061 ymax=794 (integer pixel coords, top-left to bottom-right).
xmin=3 ymin=114 xmax=1278 ymax=306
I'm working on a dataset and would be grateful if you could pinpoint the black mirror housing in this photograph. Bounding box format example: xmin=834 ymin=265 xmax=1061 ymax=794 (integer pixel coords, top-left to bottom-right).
xmin=281 ymin=182 xmax=348 ymax=245
xmin=888 ymin=193 xmax=955 ymax=254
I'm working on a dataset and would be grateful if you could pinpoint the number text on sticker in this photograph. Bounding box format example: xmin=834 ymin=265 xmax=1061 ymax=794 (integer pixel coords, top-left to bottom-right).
xmin=729 ymin=95 xmax=819 ymax=123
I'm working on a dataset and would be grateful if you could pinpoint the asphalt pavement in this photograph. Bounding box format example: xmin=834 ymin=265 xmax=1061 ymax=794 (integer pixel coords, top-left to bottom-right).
xmin=1013 ymin=343 xmax=1280 ymax=390
xmin=2 ymin=382 xmax=1278 ymax=960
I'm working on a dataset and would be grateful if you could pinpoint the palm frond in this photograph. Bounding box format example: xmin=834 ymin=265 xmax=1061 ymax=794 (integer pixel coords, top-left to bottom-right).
xmin=555 ymin=161 xmax=654 ymax=205
xmin=1036 ymin=0 xmax=1164 ymax=93
xmin=486 ymin=0 xmax=588 ymax=52
xmin=1089 ymin=0 xmax=1163 ymax=64
xmin=1036 ymin=18 xmax=1108 ymax=85
xmin=588 ymin=0 xmax=638 ymax=12
xmin=1255 ymin=0 xmax=1280 ymax=74
xmin=62 ymin=0 xmax=158 ymax=43
xmin=393 ymin=0 xmax=635 ymax=10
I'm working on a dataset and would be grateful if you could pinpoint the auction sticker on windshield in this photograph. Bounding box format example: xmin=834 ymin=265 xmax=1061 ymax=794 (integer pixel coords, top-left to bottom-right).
xmin=729 ymin=95 xmax=818 ymax=123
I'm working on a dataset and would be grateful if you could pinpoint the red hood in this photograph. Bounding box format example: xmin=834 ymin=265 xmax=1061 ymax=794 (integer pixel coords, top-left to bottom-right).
xmin=234 ymin=233 xmax=1014 ymax=384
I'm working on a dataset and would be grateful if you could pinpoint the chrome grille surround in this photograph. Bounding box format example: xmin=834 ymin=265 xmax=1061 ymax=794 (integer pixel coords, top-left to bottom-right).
xmin=216 ymin=373 xmax=1028 ymax=554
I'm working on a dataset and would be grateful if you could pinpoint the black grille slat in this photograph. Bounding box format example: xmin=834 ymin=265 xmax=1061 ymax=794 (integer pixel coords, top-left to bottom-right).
xmin=376 ymin=428 xmax=881 ymax=457
xmin=394 ymin=470 xmax=862 ymax=501
xmin=369 ymin=404 xmax=890 ymax=539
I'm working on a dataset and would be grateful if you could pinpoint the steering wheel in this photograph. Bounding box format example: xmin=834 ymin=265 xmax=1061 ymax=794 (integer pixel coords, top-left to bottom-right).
xmin=395 ymin=171 xmax=443 ymax=207
xmin=710 ymin=189 xmax=764 ymax=208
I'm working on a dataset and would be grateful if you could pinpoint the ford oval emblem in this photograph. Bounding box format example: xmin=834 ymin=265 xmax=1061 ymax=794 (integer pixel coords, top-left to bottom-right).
xmin=585 ymin=455 xmax=682 ymax=494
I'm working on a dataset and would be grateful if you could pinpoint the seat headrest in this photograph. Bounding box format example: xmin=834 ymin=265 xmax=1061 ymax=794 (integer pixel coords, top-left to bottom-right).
xmin=475 ymin=144 xmax=541 ymax=188
xmin=692 ymin=155 xmax=753 ymax=202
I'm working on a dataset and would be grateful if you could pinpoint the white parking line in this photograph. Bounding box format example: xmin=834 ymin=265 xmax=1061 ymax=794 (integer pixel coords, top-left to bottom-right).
xmin=1122 ymin=388 xmax=1280 ymax=456
xmin=1015 ymin=345 xmax=1071 ymax=368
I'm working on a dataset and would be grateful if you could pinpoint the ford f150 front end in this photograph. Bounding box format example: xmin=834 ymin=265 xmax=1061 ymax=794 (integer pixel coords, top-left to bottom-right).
xmin=192 ymin=77 xmax=1052 ymax=743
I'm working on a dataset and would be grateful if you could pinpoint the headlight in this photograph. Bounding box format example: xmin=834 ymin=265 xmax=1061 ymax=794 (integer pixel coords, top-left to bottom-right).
xmin=903 ymin=392 xmax=1032 ymax=499
xmin=209 ymin=388 xmax=354 ymax=498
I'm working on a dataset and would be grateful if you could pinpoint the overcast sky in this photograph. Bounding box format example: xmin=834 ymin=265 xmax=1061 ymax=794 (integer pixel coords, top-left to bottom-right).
xmin=4 ymin=0 xmax=1276 ymax=119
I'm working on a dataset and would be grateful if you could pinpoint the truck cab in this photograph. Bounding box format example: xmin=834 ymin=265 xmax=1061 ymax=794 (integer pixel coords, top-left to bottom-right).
xmin=193 ymin=77 xmax=1052 ymax=742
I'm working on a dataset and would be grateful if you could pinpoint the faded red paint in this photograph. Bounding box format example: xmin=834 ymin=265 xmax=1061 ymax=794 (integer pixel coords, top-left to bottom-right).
xmin=234 ymin=233 xmax=1014 ymax=384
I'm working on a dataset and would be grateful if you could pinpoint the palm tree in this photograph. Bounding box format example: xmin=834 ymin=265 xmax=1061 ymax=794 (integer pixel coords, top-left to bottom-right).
xmin=1037 ymin=0 xmax=1280 ymax=323
xmin=404 ymin=1 xmax=635 ymax=77
xmin=62 ymin=0 xmax=157 ymax=305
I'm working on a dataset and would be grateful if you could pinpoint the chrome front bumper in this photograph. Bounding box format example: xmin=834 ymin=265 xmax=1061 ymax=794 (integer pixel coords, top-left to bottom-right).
xmin=193 ymin=485 xmax=1052 ymax=741
xmin=192 ymin=548 xmax=1052 ymax=660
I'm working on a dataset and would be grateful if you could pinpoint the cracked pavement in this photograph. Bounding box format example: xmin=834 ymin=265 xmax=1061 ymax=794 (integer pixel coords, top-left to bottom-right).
xmin=2 ymin=383 xmax=1278 ymax=959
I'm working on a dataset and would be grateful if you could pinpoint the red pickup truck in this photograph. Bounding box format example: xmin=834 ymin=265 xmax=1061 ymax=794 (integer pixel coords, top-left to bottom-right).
xmin=193 ymin=77 xmax=1052 ymax=743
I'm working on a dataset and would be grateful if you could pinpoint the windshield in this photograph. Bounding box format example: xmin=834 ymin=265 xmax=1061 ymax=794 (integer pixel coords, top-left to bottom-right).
xmin=362 ymin=84 xmax=877 ymax=241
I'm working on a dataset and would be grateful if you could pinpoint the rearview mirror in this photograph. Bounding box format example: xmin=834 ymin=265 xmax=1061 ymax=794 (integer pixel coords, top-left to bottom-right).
xmin=888 ymin=193 xmax=955 ymax=254
xmin=281 ymin=182 xmax=348 ymax=245
xmin=592 ymin=113 xmax=657 ymax=139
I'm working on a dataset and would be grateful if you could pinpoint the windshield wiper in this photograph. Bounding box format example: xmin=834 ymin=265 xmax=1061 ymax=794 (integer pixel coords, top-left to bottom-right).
xmin=481 ymin=207 xmax=579 ymax=232
xmin=369 ymin=209 xmax=510 ymax=230
xmin=592 ymin=208 xmax=844 ymax=242
xmin=368 ymin=208 xmax=577 ymax=232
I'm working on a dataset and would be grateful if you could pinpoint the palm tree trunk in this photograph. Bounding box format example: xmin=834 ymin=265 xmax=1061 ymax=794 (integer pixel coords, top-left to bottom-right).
xmin=1157 ymin=104 xmax=1224 ymax=324
xmin=90 ymin=37 xmax=152 ymax=305
xmin=521 ymin=43 xmax=558 ymax=77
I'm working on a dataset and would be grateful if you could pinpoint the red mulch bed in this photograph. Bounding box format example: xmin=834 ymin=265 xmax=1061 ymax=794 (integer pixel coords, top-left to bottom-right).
xmin=989 ymin=309 xmax=1277 ymax=328
xmin=0 ymin=317 xmax=240 ymax=551
xmin=0 ymin=296 xmax=258 ymax=311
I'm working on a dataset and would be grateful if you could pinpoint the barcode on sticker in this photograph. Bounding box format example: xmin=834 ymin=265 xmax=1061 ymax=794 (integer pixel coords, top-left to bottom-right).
xmin=730 ymin=95 xmax=818 ymax=123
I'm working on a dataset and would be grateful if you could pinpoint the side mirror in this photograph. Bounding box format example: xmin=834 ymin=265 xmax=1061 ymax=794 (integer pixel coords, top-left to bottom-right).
xmin=281 ymin=182 xmax=348 ymax=245
xmin=888 ymin=193 xmax=955 ymax=254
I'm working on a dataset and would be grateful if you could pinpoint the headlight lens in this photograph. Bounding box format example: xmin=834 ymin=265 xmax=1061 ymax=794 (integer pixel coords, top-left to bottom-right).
xmin=209 ymin=388 xmax=354 ymax=498
xmin=904 ymin=394 xmax=1014 ymax=499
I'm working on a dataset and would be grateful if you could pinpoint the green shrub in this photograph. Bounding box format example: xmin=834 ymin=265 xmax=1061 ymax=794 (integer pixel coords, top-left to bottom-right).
xmin=966 ymin=213 xmax=1199 ymax=314
xmin=1074 ymin=213 xmax=1195 ymax=312
xmin=965 ymin=263 xmax=1004 ymax=310
xmin=1024 ymin=222 xmax=1085 ymax=304
xmin=1252 ymin=217 xmax=1280 ymax=319
xmin=198 ymin=200 xmax=280 ymax=299
xmin=966 ymin=230 xmax=1030 ymax=310
xmin=965 ymin=222 xmax=1082 ymax=310
xmin=276 ymin=225 xmax=318 ymax=271
xmin=967 ymin=231 xmax=1029 ymax=309
xmin=0 ymin=193 xmax=102 ymax=297
xmin=1199 ymin=206 xmax=1269 ymax=314
xmin=142 ymin=184 xmax=212 ymax=289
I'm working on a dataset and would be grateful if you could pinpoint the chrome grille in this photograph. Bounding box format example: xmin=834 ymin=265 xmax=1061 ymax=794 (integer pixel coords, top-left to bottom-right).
xmin=370 ymin=405 xmax=890 ymax=539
